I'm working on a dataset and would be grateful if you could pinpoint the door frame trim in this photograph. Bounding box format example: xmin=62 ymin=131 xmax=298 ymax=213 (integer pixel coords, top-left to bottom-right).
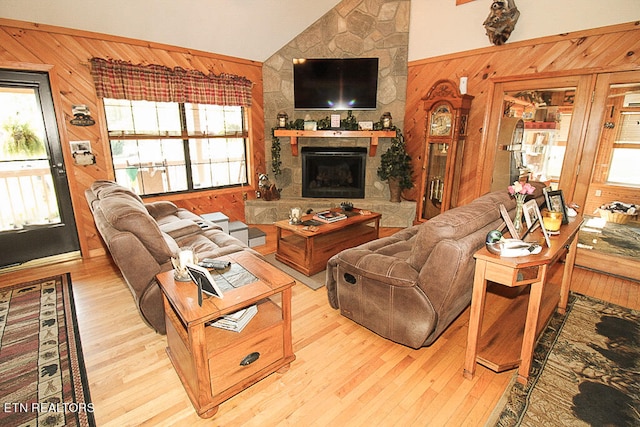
xmin=0 ymin=61 xmax=90 ymax=259
xmin=480 ymin=73 xmax=596 ymax=208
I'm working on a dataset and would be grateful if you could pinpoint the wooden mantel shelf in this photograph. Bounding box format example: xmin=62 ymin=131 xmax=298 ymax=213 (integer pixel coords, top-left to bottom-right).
xmin=273 ymin=129 xmax=397 ymax=156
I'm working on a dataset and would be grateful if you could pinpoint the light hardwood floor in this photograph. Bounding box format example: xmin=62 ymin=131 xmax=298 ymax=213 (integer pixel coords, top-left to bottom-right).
xmin=1 ymin=225 xmax=638 ymax=426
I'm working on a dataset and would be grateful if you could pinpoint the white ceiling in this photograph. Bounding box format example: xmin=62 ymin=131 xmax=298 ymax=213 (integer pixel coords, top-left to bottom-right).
xmin=1 ymin=0 xmax=342 ymax=62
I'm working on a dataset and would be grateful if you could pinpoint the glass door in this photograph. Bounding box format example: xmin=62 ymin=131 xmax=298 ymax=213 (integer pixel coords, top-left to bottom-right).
xmin=0 ymin=70 xmax=79 ymax=267
xmin=580 ymin=70 xmax=640 ymax=218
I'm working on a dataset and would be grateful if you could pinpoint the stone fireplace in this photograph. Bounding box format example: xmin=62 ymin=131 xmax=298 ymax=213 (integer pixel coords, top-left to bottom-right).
xmin=302 ymin=147 xmax=367 ymax=199
xmin=247 ymin=1 xmax=416 ymax=227
xmin=244 ymin=136 xmax=417 ymax=227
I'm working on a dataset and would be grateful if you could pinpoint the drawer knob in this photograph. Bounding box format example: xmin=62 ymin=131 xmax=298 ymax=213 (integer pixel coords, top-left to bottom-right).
xmin=240 ymin=352 xmax=260 ymax=366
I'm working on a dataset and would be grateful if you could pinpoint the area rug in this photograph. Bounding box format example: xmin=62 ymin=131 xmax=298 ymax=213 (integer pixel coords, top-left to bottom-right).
xmin=0 ymin=273 xmax=95 ymax=427
xmin=578 ymin=215 xmax=640 ymax=259
xmin=492 ymin=293 xmax=640 ymax=426
xmin=263 ymin=253 xmax=326 ymax=290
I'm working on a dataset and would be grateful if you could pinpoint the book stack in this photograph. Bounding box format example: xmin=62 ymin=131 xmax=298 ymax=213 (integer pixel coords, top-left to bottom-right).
xmin=313 ymin=210 xmax=347 ymax=223
xmin=209 ymin=305 xmax=258 ymax=332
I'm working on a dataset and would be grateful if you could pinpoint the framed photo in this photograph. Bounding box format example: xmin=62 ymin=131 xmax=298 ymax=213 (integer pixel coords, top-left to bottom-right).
xmin=499 ymin=204 xmax=520 ymax=239
xmin=544 ymin=188 xmax=569 ymax=224
xmin=186 ymin=263 xmax=224 ymax=305
xmin=521 ymin=201 xmax=551 ymax=247
xmin=522 ymin=199 xmax=540 ymax=231
xmin=535 ymin=202 xmax=552 ymax=248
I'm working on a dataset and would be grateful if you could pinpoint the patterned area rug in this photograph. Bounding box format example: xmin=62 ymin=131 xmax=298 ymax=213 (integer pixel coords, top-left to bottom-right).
xmin=0 ymin=274 xmax=95 ymax=426
xmin=493 ymin=293 xmax=640 ymax=426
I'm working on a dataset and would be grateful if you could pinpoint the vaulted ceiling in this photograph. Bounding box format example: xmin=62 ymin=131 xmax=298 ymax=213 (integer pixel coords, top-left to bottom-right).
xmin=1 ymin=0 xmax=342 ymax=62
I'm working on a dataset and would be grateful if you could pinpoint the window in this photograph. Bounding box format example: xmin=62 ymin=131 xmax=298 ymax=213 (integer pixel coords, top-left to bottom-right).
xmin=608 ymin=108 xmax=640 ymax=186
xmin=104 ymin=99 xmax=248 ymax=195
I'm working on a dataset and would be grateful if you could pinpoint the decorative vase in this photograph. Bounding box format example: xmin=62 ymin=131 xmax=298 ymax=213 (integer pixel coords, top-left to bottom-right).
xmin=388 ymin=177 xmax=402 ymax=203
xmin=513 ymin=199 xmax=524 ymax=237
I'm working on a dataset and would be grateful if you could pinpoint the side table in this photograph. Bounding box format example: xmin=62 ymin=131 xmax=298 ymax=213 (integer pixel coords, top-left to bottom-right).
xmin=463 ymin=216 xmax=583 ymax=385
xmin=157 ymin=251 xmax=296 ymax=418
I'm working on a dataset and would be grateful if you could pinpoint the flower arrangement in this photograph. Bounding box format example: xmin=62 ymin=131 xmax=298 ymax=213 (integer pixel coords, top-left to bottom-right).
xmin=507 ymin=181 xmax=535 ymax=203
xmin=507 ymin=181 xmax=535 ymax=235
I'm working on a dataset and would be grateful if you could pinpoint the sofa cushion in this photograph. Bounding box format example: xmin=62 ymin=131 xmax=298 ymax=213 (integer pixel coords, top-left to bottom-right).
xmin=145 ymin=201 xmax=179 ymax=219
xmin=176 ymin=229 xmax=249 ymax=259
xmin=407 ymin=194 xmax=505 ymax=270
xmin=159 ymin=219 xmax=202 ymax=240
xmin=91 ymin=180 xmax=144 ymax=204
xmin=100 ymin=196 xmax=173 ymax=262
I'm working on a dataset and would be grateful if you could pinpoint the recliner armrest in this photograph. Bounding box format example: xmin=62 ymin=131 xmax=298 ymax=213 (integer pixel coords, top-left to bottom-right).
xmin=331 ymin=249 xmax=419 ymax=287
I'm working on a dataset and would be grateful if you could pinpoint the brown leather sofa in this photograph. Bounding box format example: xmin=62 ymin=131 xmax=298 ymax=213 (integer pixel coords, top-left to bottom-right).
xmin=85 ymin=180 xmax=260 ymax=333
xmin=326 ymin=183 xmax=545 ymax=348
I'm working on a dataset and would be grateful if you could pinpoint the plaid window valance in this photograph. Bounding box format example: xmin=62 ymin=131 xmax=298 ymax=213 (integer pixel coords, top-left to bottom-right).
xmin=90 ymin=57 xmax=252 ymax=107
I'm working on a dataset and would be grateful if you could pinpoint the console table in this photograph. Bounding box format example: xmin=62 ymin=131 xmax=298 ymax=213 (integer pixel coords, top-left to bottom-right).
xmin=463 ymin=216 xmax=583 ymax=385
xmin=157 ymin=251 xmax=296 ymax=418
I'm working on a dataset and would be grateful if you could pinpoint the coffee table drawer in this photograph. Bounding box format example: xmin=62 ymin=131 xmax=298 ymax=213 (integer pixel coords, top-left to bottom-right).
xmin=209 ymin=325 xmax=284 ymax=394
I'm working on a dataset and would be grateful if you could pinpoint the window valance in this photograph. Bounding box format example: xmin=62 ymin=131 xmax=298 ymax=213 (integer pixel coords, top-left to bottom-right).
xmin=89 ymin=57 xmax=252 ymax=107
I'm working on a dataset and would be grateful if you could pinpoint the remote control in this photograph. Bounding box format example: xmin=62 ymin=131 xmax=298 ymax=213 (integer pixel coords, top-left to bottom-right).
xmin=199 ymin=259 xmax=231 ymax=270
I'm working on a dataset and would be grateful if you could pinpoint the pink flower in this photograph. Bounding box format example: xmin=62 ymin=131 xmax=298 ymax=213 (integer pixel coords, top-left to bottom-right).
xmin=508 ymin=181 xmax=535 ymax=196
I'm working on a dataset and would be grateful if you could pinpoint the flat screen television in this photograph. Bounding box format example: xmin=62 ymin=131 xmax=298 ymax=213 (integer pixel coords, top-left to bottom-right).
xmin=293 ymin=58 xmax=379 ymax=110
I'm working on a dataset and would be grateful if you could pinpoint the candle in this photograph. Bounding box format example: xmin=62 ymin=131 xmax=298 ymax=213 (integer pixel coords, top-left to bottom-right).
xmin=542 ymin=211 xmax=563 ymax=232
xmin=290 ymin=207 xmax=301 ymax=223
xmin=179 ymin=249 xmax=194 ymax=268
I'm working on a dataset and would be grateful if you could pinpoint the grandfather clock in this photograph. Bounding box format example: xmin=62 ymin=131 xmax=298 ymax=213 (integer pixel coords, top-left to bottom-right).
xmin=418 ymin=79 xmax=474 ymax=221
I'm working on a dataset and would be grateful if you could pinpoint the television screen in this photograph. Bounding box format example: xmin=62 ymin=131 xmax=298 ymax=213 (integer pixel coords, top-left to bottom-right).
xmin=293 ymin=58 xmax=379 ymax=110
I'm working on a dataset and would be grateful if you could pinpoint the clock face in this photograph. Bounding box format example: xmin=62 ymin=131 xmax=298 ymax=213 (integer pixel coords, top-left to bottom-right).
xmin=430 ymin=104 xmax=452 ymax=136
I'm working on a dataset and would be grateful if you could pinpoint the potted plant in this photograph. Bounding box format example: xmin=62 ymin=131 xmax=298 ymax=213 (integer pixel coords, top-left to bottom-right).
xmin=377 ymin=129 xmax=413 ymax=202
xmin=2 ymin=118 xmax=45 ymax=158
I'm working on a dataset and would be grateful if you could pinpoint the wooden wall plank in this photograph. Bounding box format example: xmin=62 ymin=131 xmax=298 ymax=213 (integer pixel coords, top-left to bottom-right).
xmin=0 ymin=18 xmax=264 ymax=257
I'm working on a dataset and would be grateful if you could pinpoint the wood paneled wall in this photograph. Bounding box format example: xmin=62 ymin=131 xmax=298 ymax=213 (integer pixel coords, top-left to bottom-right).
xmin=0 ymin=19 xmax=264 ymax=257
xmin=404 ymin=21 xmax=640 ymax=208
xmin=583 ymin=184 xmax=640 ymax=217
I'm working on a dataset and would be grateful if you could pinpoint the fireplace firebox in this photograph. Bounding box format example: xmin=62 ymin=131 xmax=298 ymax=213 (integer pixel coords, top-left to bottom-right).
xmin=301 ymin=147 xmax=367 ymax=198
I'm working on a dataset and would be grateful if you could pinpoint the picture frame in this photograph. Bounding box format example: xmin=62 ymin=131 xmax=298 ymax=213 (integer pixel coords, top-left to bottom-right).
xmin=524 ymin=202 xmax=551 ymax=247
xmin=544 ymin=188 xmax=569 ymax=224
xmin=186 ymin=263 xmax=225 ymax=306
xmin=499 ymin=204 xmax=520 ymax=239
xmin=522 ymin=199 xmax=540 ymax=231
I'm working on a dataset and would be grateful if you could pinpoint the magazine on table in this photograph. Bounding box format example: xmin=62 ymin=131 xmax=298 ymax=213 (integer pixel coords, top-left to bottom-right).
xmin=208 ymin=304 xmax=258 ymax=332
xmin=313 ymin=210 xmax=347 ymax=223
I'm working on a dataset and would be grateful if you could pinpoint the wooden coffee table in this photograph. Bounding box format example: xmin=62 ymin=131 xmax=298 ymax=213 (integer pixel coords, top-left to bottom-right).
xmin=275 ymin=208 xmax=381 ymax=276
xmin=156 ymin=251 xmax=296 ymax=418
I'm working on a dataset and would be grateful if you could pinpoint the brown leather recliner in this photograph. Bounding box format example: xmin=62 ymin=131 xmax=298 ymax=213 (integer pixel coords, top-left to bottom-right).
xmin=326 ymin=183 xmax=545 ymax=348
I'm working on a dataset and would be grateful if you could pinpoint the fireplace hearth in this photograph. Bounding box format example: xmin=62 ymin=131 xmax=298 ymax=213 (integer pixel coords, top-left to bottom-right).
xmin=301 ymin=147 xmax=367 ymax=198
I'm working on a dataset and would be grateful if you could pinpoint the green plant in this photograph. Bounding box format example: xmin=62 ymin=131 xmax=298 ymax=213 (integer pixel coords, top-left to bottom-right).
xmin=377 ymin=128 xmax=413 ymax=190
xmin=271 ymin=119 xmax=304 ymax=177
xmin=270 ymin=129 xmax=282 ymax=176
xmin=2 ymin=118 xmax=45 ymax=157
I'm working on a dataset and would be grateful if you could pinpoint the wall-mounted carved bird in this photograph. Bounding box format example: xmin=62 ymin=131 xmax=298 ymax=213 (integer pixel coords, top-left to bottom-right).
xmin=483 ymin=0 xmax=520 ymax=46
